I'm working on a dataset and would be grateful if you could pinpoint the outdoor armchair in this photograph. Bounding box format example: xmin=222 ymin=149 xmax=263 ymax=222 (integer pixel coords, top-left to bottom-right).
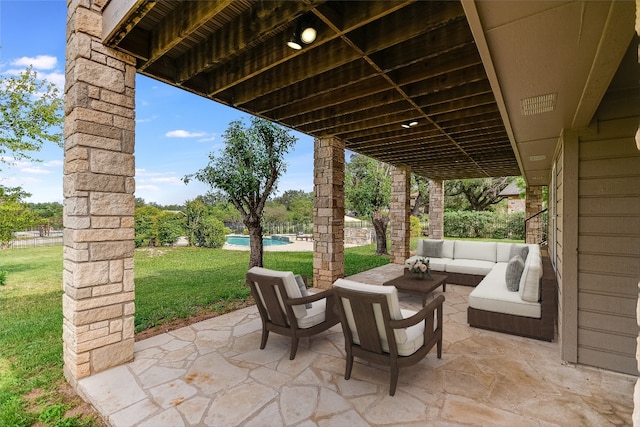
xmin=246 ymin=267 xmax=339 ymax=360
xmin=333 ymin=279 xmax=444 ymax=396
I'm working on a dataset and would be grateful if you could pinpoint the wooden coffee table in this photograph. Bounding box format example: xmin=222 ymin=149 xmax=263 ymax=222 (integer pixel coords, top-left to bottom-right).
xmin=383 ymin=273 xmax=447 ymax=305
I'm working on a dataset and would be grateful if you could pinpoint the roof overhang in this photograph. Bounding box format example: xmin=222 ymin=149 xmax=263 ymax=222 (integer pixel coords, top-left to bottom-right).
xmin=101 ymin=0 xmax=636 ymax=185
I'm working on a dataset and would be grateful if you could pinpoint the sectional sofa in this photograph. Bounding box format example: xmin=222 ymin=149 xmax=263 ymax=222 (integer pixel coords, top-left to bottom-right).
xmin=406 ymin=239 xmax=556 ymax=341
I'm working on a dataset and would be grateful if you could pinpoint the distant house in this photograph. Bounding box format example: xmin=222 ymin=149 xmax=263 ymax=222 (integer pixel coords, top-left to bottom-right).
xmin=499 ymin=182 xmax=525 ymax=214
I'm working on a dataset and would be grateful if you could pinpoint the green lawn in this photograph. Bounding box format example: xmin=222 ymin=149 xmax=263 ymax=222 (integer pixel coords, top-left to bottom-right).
xmin=0 ymin=243 xmax=389 ymax=426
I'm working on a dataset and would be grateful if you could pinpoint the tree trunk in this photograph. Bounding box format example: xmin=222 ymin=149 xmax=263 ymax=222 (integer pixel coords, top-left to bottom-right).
xmin=411 ymin=193 xmax=422 ymax=216
xmin=371 ymin=211 xmax=389 ymax=255
xmin=246 ymin=219 xmax=264 ymax=269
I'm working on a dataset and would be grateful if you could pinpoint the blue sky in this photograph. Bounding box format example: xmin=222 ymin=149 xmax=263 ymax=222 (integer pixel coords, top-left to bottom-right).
xmin=0 ymin=0 xmax=315 ymax=206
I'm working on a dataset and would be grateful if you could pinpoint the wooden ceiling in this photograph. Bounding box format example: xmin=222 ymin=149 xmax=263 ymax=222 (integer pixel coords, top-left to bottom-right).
xmin=102 ymin=0 xmax=523 ymax=180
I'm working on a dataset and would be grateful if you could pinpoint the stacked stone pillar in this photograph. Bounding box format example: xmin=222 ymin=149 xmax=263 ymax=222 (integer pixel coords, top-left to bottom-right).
xmin=313 ymin=137 xmax=345 ymax=289
xmin=525 ymin=186 xmax=544 ymax=244
xmin=428 ymin=179 xmax=444 ymax=240
xmin=63 ymin=0 xmax=136 ymax=386
xmin=389 ymin=166 xmax=411 ymax=264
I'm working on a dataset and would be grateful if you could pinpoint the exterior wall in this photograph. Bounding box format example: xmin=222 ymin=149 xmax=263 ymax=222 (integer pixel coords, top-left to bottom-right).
xmin=389 ymin=165 xmax=411 ymax=264
xmin=63 ymin=0 xmax=136 ymax=385
xmin=525 ymin=186 xmax=544 ymax=244
xmin=552 ymin=49 xmax=640 ymax=375
xmin=428 ymin=179 xmax=444 ymax=240
xmin=313 ymin=137 xmax=345 ymax=289
xmin=575 ymin=89 xmax=640 ymax=375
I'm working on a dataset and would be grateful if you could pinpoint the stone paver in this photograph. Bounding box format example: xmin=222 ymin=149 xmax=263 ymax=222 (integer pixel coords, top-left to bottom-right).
xmin=77 ymin=264 xmax=635 ymax=426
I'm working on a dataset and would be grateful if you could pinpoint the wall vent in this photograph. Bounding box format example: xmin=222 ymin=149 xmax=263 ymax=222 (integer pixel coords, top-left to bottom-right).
xmin=521 ymin=93 xmax=557 ymax=116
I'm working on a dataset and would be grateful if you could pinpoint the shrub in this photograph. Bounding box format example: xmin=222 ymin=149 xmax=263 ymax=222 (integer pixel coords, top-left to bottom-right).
xmin=409 ymin=215 xmax=422 ymax=237
xmin=193 ymin=216 xmax=229 ymax=248
xmin=0 ymin=270 xmax=7 ymax=285
xmin=443 ymin=211 xmax=524 ymax=240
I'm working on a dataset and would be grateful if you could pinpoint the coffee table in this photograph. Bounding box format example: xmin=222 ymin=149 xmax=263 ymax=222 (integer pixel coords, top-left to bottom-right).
xmin=383 ymin=272 xmax=447 ymax=305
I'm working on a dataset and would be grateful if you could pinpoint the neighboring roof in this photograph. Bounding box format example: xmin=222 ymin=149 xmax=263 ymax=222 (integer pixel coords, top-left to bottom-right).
xmin=499 ymin=182 xmax=522 ymax=197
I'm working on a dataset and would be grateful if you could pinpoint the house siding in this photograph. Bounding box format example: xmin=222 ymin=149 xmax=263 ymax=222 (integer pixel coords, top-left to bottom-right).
xmin=575 ymin=89 xmax=640 ymax=375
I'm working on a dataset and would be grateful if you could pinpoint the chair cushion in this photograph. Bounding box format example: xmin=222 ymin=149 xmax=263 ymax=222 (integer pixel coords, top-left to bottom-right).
xmin=333 ymin=279 xmax=408 ymax=345
xmin=294 ymin=274 xmax=312 ymax=309
xmin=397 ymin=309 xmax=425 ymax=356
xmin=510 ymin=244 xmax=530 ymax=262
xmin=248 ymin=266 xmax=307 ymax=319
xmin=519 ymin=246 xmax=543 ymax=303
xmin=505 ymin=255 xmax=525 ymax=292
xmin=297 ymin=298 xmax=327 ymax=329
xmin=445 ymin=259 xmax=495 ymax=276
xmin=496 ymin=242 xmax=513 ymax=263
xmin=423 ymin=240 xmax=444 ymax=258
xmin=453 ymin=241 xmax=497 ymax=262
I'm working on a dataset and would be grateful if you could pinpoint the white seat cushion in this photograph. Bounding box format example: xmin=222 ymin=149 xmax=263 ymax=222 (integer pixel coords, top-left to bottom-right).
xmin=469 ymin=263 xmax=541 ymax=318
xmin=496 ymin=242 xmax=514 ymax=263
xmin=297 ymin=298 xmax=327 ymax=329
xmin=445 ymin=259 xmax=495 ymax=276
xmin=248 ymin=266 xmax=307 ymax=319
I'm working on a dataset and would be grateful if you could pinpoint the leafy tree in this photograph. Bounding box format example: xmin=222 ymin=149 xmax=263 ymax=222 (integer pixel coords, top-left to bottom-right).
xmin=0 ymin=67 xmax=63 ymax=170
xmin=0 ymin=188 xmax=37 ymax=247
xmin=345 ymin=153 xmax=391 ymax=255
xmin=134 ymin=205 xmax=162 ymax=247
xmin=156 ymin=211 xmax=186 ymax=246
xmin=445 ymin=177 xmax=513 ymax=211
xmin=263 ymin=202 xmax=289 ymax=223
xmin=185 ymin=118 xmax=297 ymax=268
xmin=184 ymin=196 xmax=235 ymax=248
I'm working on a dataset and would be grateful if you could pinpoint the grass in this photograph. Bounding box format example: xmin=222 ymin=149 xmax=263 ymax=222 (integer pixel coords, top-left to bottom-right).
xmin=0 ymin=243 xmax=389 ymax=426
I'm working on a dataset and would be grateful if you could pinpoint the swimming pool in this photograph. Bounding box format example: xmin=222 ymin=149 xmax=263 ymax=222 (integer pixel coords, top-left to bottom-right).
xmin=225 ymin=235 xmax=291 ymax=246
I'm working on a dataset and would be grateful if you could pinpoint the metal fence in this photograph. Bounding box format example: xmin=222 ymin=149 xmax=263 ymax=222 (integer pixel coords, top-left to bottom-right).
xmin=8 ymin=236 xmax=63 ymax=249
xmin=225 ymin=219 xmax=374 ymax=236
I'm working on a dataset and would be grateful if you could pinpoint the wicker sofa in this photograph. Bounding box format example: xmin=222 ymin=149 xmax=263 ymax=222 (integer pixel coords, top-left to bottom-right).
xmin=406 ymin=239 xmax=556 ymax=341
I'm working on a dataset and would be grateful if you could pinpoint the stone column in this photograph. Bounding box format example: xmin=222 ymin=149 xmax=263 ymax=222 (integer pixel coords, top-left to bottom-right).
xmin=313 ymin=137 xmax=345 ymax=289
xmin=525 ymin=186 xmax=544 ymax=244
xmin=428 ymin=179 xmax=444 ymax=240
xmin=389 ymin=165 xmax=411 ymax=264
xmin=63 ymin=0 xmax=136 ymax=386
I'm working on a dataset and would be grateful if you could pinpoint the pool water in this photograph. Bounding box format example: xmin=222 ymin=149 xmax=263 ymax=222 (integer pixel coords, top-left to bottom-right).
xmin=226 ymin=235 xmax=291 ymax=246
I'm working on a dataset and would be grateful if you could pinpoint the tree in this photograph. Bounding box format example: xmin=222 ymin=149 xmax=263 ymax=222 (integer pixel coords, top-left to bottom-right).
xmin=411 ymin=175 xmax=430 ymax=216
xmin=0 ymin=187 xmax=37 ymax=247
xmin=345 ymin=153 xmax=391 ymax=255
xmin=0 ymin=67 xmax=63 ymax=170
xmin=445 ymin=177 xmax=513 ymax=211
xmin=184 ymin=118 xmax=297 ymax=268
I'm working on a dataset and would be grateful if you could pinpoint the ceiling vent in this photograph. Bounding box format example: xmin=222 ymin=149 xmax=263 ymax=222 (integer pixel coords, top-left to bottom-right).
xmin=521 ymin=93 xmax=557 ymax=116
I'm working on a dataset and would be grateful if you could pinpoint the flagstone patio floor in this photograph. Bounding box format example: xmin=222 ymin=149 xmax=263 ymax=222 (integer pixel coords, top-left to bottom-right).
xmin=77 ymin=264 xmax=635 ymax=426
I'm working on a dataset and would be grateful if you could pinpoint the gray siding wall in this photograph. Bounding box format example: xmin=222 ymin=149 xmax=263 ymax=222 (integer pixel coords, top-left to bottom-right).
xmin=576 ymin=91 xmax=640 ymax=375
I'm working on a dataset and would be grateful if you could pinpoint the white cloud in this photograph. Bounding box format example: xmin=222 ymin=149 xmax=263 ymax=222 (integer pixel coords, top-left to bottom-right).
xmin=136 ymin=185 xmax=160 ymax=192
xmin=149 ymin=176 xmax=183 ymax=184
xmin=12 ymin=55 xmax=57 ymax=70
xmin=136 ymin=115 xmax=157 ymax=123
xmin=21 ymin=167 xmax=51 ymax=175
xmin=197 ymin=134 xmax=216 ymax=142
xmin=165 ymin=130 xmax=206 ymax=138
xmin=43 ymin=160 xmax=63 ymax=167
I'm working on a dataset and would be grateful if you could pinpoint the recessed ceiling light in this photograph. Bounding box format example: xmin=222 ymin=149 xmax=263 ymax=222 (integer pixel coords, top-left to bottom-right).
xmin=521 ymin=93 xmax=557 ymax=116
xmin=401 ymin=123 xmax=411 ymax=129
xmin=409 ymin=121 xmax=418 ymax=127
xmin=528 ymin=155 xmax=547 ymax=161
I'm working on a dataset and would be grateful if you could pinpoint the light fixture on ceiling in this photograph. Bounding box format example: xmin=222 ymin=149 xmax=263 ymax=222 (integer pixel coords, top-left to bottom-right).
xmin=401 ymin=120 xmax=418 ymax=129
xmin=528 ymin=155 xmax=547 ymax=161
xmin=287 ymin=16 xmax=317 ymax=50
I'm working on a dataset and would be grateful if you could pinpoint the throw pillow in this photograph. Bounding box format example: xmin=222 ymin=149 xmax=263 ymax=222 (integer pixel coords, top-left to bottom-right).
xmin=424 ymin=240 xmax=444 ymax=258
xmin=509 ymin=244 xmax=529 ymax=262
xmin=294 ymin=274 xmax=312 ymax=309
xmin=505 ymin=255 xmax=525 ymax=292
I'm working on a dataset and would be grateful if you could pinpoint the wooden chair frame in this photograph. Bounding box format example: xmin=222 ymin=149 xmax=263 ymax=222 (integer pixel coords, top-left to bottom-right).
xmin=334 ymin=287 xmax=445 ymax=396
xmin=246 ymin=271 xmax=339 ymax=360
